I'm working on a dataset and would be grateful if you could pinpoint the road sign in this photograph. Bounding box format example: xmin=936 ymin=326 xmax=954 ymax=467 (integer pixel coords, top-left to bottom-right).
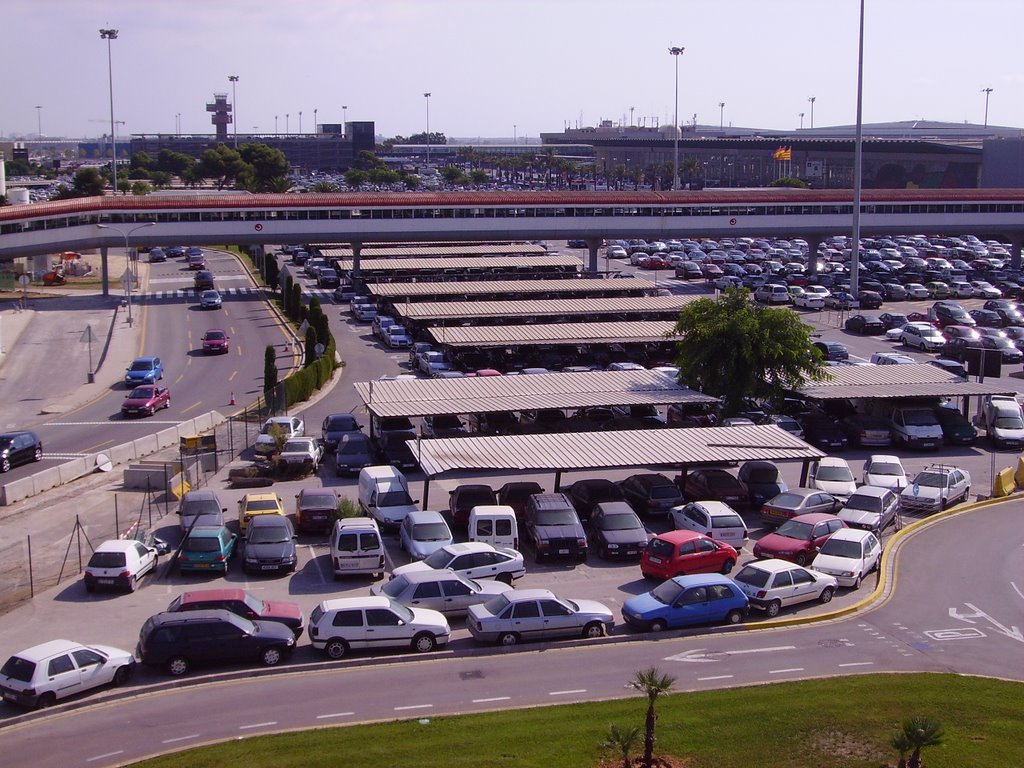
xmin=120 ymin=270 xmax=132 ymax=291
xmin=18 ymin=274 xmax=30 ymax=288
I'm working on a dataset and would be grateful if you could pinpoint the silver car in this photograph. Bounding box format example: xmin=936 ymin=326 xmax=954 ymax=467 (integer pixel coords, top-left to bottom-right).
xmin=371 ymin=568 xmax=512 ymax=616
xmin=466 ymin=589 xmax=614 ymax=646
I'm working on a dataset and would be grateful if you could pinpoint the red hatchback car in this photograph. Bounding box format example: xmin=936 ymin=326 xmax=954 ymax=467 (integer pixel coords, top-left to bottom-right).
xmin=679 ymin=469 xmax=749 ymax=509
xmin=640 ymin=529 xmax=739 ymax=581
xmin=752 ymin=512 xmax=847 ymax=566
xmin=201 ymin=329 xmax=230 ymax=354
xmin=121 ymin=385 xmax=170 ymax=418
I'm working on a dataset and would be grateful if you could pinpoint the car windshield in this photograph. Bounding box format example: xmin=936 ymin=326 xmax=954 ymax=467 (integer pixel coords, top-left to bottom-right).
xmin=481 ymin=594 xmax=512 ymax=616
xmin=904 ymin=411 xmax=937 ymax=426
xmin=768 ymin=492 xmax=804 ymax=508
xmin=378 ymin=489 xmax=413 ymax=506
xmin=205 ymin=331 xmax=226 ymax=340
xmin=129 ymin=361 xmax=153 ymax=371
xmin=845 ymin=495 xmax=880 ymax=513
xmin=647 ymin=537 xmax=675 ymax=557
xmin=650 ymin=580 xmax=685 ymax=605
xmin=386 ymin=601 xmax=414 ymax=622
xmin=733 ymin=566 xmax=770 ymax=588
xmin=413 ymin=523 xmax=451 ymax=541
xmin=181 ymin=498 xmax=222 ymax=516
xmin=745 ymin=467 xmax=779 ymax=484
xmin=710 ymin=513 xmax=745 ymax=529
xmin=650 ymin=486 xmax=680 ymax=500
xmin=534 ymin=510 xmax=578 ymax=526
xmin=818 ymin=538 xmax=862 ymax=558
xmin=422 ymin=549 xmax=456 ymax=568
xmin=868 ymin=462 xmax=902 ymax=477
xmin=242 ymin=594 xmax=265 ymax=613
xmin=326 ymin=416 xmax=356 ymax=430
xmin=705 ymin=473 xmax=738 ymax=490
xmin=380 ymin=576 xmax=409 ymax=597
xmin=914 ymin=472 xmax=948 ymax=488
xmin=816 ymin=465 xmax=854 ymax=482
xmin=300 ymin=493 xmax=336 ymax=509
xmin=995 ymin=417 xmax=1024 ymax=429
xmin=88 ymin=551 xmax=126 ymax=568
xmin=338 ymin=439 xmax=369 ymax=456
xmin=183 ymin=536 xmax=222 ymax=552
xmin=282 ymin=441 xmax=311 ymax=453
xmin=774 ymin=520 xmax=815 ymax=540
xmin=601 ymin=513 xmax=642 ymax=531
xmin=248 ymin=525 xmax=291 ymax=544
xmin=128 ymin=387 xmax=154 ymax=399
xmin=0 ymin=656 xmax=35 ymax=683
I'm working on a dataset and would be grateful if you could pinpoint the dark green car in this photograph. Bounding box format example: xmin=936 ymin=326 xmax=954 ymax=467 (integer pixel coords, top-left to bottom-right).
xmin=933 ymin=406 xmax=978 ymax=446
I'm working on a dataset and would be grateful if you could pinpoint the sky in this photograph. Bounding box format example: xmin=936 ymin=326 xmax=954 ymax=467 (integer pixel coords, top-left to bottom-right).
xmin=3 ymin=0 xmax=1023 ymax=142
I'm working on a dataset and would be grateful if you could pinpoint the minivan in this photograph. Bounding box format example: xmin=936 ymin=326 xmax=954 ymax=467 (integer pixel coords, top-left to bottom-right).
xmin=358 ymin=465 xmax=418 ymax=527
xmin=468 ymin=505 xmax=519 ymax=550
xmin=889 ymin=406 xmax=943 ymax=449
xmin=329 ymin=517 xmax=385 ymax=579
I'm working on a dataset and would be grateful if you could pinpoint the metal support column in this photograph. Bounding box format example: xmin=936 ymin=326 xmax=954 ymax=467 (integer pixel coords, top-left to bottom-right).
xmin=100 ymin=246 xmax=110 ymax=298
xmin=585 ymin=238 xmax=601 ymax=274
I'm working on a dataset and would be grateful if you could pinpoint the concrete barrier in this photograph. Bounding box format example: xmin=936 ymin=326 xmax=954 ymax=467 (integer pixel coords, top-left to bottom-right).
xmin=993 ymin=467 xmax=1016 ymax=497
xmin=1015 ymin=455 xmax=1024 ymax=489
xmin=107 ymin=442 xmax=137 ymax=466
xmin=30 ymin=465 xmax=64 ymax=495
xmin=131 ymin=433 xmax=160 ymax=457
xmin=0 ymin=476 xmax=36 ymax=506
xmin=57 ymin=457 xmax=91 ymax=484
xmin=155 ymin=426 xmax=179 ymax=450
xmin=124 ymin=466 xmax=170 ymax=491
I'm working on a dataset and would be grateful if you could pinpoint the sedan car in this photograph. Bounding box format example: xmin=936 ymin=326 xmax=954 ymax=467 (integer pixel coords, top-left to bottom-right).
xmin=617 ymin=473 xmax=683 ymax=516
xmin=242 ymin=515 xmax=297 ymax=575
xmin=565 ymin=478 xmax=626 ymax=521
xmin=0 ymin=640 xmax=135 ymax=709
xmin=900 ymin=464 xmax=971 ymax=514
xmin=862 ymin=454 xmax=907 ymax=489
xmin=294 ymin=487 xmax=338 ymax=534
xmin=254 ymin=416 xmax=304 ymax=457
xmin=732 ymin=559 xmax=838 ymax=618
xmin=621 ymin=574 xmax=748 ymax=631
xmin=399 ymin=510 xmax=454 ymax=560
xmin=124 ymin=356 xmax=163 ymax=387
xmin=334 ymin=433 xmax=373 ymax=476
xmin=844 ymin=314 xmax=886 ymax=335
xmin=670 ymin=500 xmax=749 ymax=550
xmin=373 ymin=569 xmax=512 ymax=616
xmin=276 ymin=437 xmax=324 ymax=473
xmin=178 ymin=525 xmax=237 ymax=574
xmin=811 ymin=528 xmax=883 ymax=589
xmin=466 ymin=589 xmax=614 ymax=646
xmin=237 ymin=492 xmax=285 ymax=534
xmin=838 ymin=485 xmax=901 ymax=533
xmin=812 ymin=340 xmax=849 ymax=361
xmin=759 ymin=488 xmax=841 ymax=527
xmin=900 ymin=323 xmax=946 ymax=351
xmin=198 ymin=290 xmax=222 ymax=309
xmin=808 ymin=456 xmax=857 ymax=502
xmin=201 ymin=329 xmax=230 ymax=354
xmin=752 ymin=513 xmax=847 ymax=566
xmin=391 ymin=542 xmax=526 ymax=585
xmin=737 ymin=460 xmax=787 ymax=506
xmin=121 ymin=385 xmax=170 ymax=418
xmin=587 ymin=501 xmax=648 ymax=559
xmin=680 ymin=468 xmax=748 ymax=509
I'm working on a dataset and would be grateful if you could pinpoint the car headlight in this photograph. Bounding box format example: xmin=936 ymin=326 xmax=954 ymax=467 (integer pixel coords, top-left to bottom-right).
xmin=841 ymin=571 xmax=855 ymax=578
xmin=245 ymin=555 xmax=259 ymax=564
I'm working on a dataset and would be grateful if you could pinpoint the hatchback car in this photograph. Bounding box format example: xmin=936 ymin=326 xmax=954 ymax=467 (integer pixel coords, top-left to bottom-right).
xmin=811 ymin=528 xmax=883 ymax=589
xmin=124 ymin=356 xmax=163 ymax=387
xmin=812 ymin=340 xmax=849 ymax=362
xmin=399 ymin=510 xmax=454 ymax=560
xmin=0 ymin=430 xmax=43 ymax=472
xmin=201 ymin=329 xmax=229 ymax=354
xmin=617 ymin=473 xmax=683 ymax=517
xmin=737 ymin=460 xmax=788 ymax=506
xmin=121 ymin=385 xmax=170 ymax=418
xmin=621 ymin=574 xmax=749 ymax=632
xmin=670 ymin=500 xmax=749 ymax=551
xmin=844 ymin=314 xmax=885 ymax=335
xmin=334 ymin=433 xmax=373 ymax=476
xmin=752 ymin=513 xmax=847 ymax=565
xmin=680 ymin=468 xmax=748 ymax=508
xmin=294 ymin=487 xmax=339 ymax=534
xmin=900 ymin=323 xmax=946 ymax=351
xmin=565 ymin=478 xmax=626 ymax=521
xmin=759 ymin=488 xmax=841 ymax=527
xmin=84 ymin=539 xmax=160 ymax=593
xmin=838 ymin=485 xmax=901 ymax=533
xmin=237 ymin=492 xmax=285 ymax=534
xmin=808 ymin=456 xmax=857 ymax=502
xmin=449 ymin=484 xmax=497 ymax=527
xmin=0 ymin=639 xmax=135 ymax=709
xmin=254 ymin=416 xmax=304 ymax=457
xmin=372 ymin=568 xmax=512 ymax=616
xmin=587 ymin=501 xmax=648 ymax=559
xmin=193 ymin=270 xmax=215 ymax=291
xmin=732 ymin=559 xmax=838 ymax=618
xmin=178 ymin=525 xmax=236 ymax=574
xmin=178 ymin=489 xmax=227 ymax=532
xmin=641 ymin=529 xmax=739 ymax=580
xmin=862 ymin=454 xmax=907 ymax=489
xmin=166 ymin=589 xmax=305 ymax=638
xmin=242 ymin=515 xmax=297 ymax=574
xmin=308 ymin=596 xmax=450 ymax=658
xmin=467 ymin=589 xmax=614 ymax=646
xmin=391 ymin=541 xmax=526 ymax=584
xmin=900 ymin=464 xmax=971 ymax=514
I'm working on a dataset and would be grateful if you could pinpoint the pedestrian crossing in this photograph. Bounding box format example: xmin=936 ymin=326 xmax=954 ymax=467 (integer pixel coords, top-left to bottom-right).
xmin=136 ymin=287 xmax=337 ymax=302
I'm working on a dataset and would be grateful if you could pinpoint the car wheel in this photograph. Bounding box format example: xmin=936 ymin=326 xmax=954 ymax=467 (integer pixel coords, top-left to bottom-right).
xmin=853 ymin=575 xmax=863 ymax=590
xmin=33 ymin=447 xmax=42 ymax=462
xmin=0 ymin=458 xmax=9 ymax=473
xmin=765 ymin=600 xmax=782 ymax=618
xmin=940 ymin=497 xmax=948 ymax=510
xmin=412 ymin=633 xmax=437 ymax=653
xmin=962 ymin=486 xmax=971 ymax=503
xmin=260 ymin=646 xmax=284 ymax=667
xmin=795 ymin=551 xmax=809 ymax=566
xmin=113 ymin=665 xmax=133 ymax=685
xmin=582 ymin=622 xmax=605 ymax=639
xmin=721 ymin=559 xmax=735 ymax=574
xmin=724 ymin=609 xmax=744 ymax=625
xmin=164 ymin=398 xmax=171 ymax=410
xmin=35 ymin=692 xmax=57 ymax=710
xmin=167 ymin=656 xmax=189 ymax=676
xmin=819 ymin=587 xmax=835 ymax=604
xmin=497 ymin=632 xmax=520 ymax=647
xmin=325 ymin=639 xmax=349 ymax=659
xmin=649 ymin=619 xmax=667 ymax=633
xmin=495 ymin=572 xmax=513 ymax=585
xmin=127 ymin=575 xmax=137 ymax=593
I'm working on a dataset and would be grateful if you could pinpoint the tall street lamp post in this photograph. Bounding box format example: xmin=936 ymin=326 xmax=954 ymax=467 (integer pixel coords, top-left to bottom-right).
xmin=424 ymin=93 xmax=432 ymax=166
xmin=668 ymin=46 xmax=685 ymax=190
xmin=850 ymin=0 xmax=865 ymax=297
xmin=99 ymin=28 xmax=119 ymax=195
xmin=799 ymin=112 xmax=805 ymax=129
xmin=313 ymin=107 xmax=318 ymax=134
xmin=228 ymin=75 xmax=239 ymax=147
xmin=718 ymin=102 xmax=725 ymax=131
xmin=97 ymin=222 xmax=155 ymax=327
xmin=808 ymin=95 xmax=816 ymax=128
xmin=342 ymin=105 xmax=347 ymax=135
xmin=982 ymin=87 xmax=993 ymax=127
xmin=35 ymin=106 xmax=42 ymax=137
xmin=299 ymin=111 xmax=303 ymax=134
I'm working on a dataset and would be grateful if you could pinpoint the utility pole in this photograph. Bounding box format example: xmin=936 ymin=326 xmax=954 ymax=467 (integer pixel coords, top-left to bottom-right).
xmin=228 ymin=75 xmax=239 ymax=147
xmin=668 ymin=46 xmax=684 ymax=191
xmin=981 ymin=87 xmax=993 ymax=127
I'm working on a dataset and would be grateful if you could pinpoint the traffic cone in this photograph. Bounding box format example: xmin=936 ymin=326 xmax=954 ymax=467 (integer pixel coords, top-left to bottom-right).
xmin=229 ymin=392 xmax=236 ymax=406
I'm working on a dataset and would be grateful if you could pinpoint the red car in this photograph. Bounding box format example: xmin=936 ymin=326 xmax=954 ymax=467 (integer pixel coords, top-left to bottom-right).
xmin=121 ymin=385 xmax=170 ymax=417
xmin=752 ymin=512 xmax=847 ymax=566
xmin=679 ymin=468 xmax=749 ymax=509
xmin=640 ymin=529 xmax=738 ymax=580
xmin=167 ymin=588 xmax=305 ymax=639
xmin=202 ymin=329 xmax=230 ymax=354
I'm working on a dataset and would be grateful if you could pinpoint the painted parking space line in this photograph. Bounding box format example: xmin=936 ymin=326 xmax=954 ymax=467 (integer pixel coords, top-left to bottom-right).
xmin=394 ymin=704 xmax=433 ymax=711
xmin=838 ymin=662 xmax=874 ymax=668
xmin=549 ymin=689 xmax=587 ymax=696
xmin=697 ymin=675 xmax=734 ymax=681
xmin=768 ymin=668 xmax=805 ymax=674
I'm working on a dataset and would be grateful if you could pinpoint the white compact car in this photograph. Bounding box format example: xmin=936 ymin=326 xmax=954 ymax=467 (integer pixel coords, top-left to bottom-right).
xmin=308 ymin=596 xmax=450 ymax=659
xmin=731 ymin=559 xmax=838 ymax=618
xmin=0 ymin=639 xmax=135 ymax=709
xmin=670 ymin=500 xmax=748 ymax=550
xmin=862 ymin=455 xmax=907 ymax=489
xmin=83 ymin=539 xmax=160 ymax=593
xmin=399 ymin=510 xmax=454 ymax=560
xmin=811 ymin=528 xmax=882 ymax=589
xmin=808 ymin=457 xmax=857 ymax=502
xmin=391 ymin=542 xmax=526 ymax=584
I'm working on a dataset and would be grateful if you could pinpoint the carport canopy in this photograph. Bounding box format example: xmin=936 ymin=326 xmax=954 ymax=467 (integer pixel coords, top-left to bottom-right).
xmin=796 ymin=363 xmax=1016 ymax=401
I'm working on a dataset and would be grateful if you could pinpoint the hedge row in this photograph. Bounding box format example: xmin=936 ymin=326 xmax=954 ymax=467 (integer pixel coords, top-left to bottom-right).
xmin=280 ymin=326 xmax=338 ymax=407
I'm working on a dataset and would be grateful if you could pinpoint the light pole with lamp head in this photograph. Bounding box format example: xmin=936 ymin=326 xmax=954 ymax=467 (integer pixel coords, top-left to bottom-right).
xmin=286 ymin=113 xmax=289 ymax=134
xmin=982 ymin=87 xmax=993 ymax=127
xmin=275 ymin=115 xmax=278 ymax=134
xmin=668 ymin=46 xmax=684 ymax=190
xmin=228 ymin=75 xmax=239 ymax=147
xmin=808 ymin=95 xmax=816 ymax=128
xmin=299 ymin=111 xmax=303 ymax=134
xmin=35 ymin=106 xmax=42 ymax=137
xmin=718 ymin=102 xmax=725 ymax=130
xmin=342 ymin=105 xmax=347 ymax=135
xmin=97 ymin=222 xmax=155 ymax=327
xmin=313 ymin=107 xmax=318 ymax=134
xmin=424 ymin=93 xmax=432 ymax=166
xmin=799 ymin=111 xmax=804 ymax=129
xmin=99 ymin=28 xmax=119 ymax=194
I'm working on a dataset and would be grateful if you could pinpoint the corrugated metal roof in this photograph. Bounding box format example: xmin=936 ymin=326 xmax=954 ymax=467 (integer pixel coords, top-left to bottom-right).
xmin=354 ymin=369 xmax=715 ymax=418
xmin=396 ymin=295 xmax=695 ymax=321
xmin=407 ymin=425 xmax=824 ymax=476
xmin=319 ymin=243 xmax=549 ymax=258
xmin=326 ymin=255 xmax=581 ymax=272
xmin=799 ymin=363 xmax=1015 ymax=400
xmin=428 ymin=320 xmax=678 ymax=347
xmin=368 ymin=277 xmax=654 ymax=298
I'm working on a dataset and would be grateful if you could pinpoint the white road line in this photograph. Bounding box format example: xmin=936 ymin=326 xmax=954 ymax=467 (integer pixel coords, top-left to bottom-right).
xmin=87 ymin=752 xmax=124 ymax=762
xmin=316 ymin=712 xmax=355 ymax=720
xmin=1012 ymin=582 xmax=1024 ymax=602
xmin=473 ymin=696 xmax=511 ymax=703
xmin=549 ymin=689 xmax=587 ymax=696
xmin=768 ymin=668 xmax=805 ymax=674
xmin=697 ymin=675 xmax=734 ymax=682
xmin=46 ymin=421 xmax=180 ymax=426
xmin=394 ymin=704 xmax=433 ymax=711
xmin=838 ymin=662 xmax=874 ymax=668
xmin=308 ymin=544 xmax=328 ymax=584
xmin=162 ymin=734 xmax=200 ymax=744
xmin=726 ymin=645 xmax=796 ymax=655
xmin=239 ymin=721 xmax=278 ymax=730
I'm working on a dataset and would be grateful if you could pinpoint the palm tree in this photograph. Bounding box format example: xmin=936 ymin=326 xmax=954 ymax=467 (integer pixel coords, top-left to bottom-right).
xmin=893 ymin=716 xmax=944 ymax=768
xmin=602 ymin=723 xmax=641 ymax=768
xmin=629 ymin=667 xmax=676 ymax=768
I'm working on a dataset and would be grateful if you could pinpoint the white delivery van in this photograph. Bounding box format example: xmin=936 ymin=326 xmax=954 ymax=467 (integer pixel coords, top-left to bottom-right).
xmin=467 ymin=505 xmax=519 ymax=550
xmin=329 ymin=517 xmax=385 ymax=579
xmin=889 ymin=407 xmax=943 ymax=450
xmin=982 ymin=395 xmax=1024 ymax=450
xmin=358 ymin=466 xmax=418 ymax=527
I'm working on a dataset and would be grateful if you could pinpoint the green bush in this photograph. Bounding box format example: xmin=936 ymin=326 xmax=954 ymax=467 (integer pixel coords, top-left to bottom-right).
xmin=336 ymin=497 xmax=361 ymax=520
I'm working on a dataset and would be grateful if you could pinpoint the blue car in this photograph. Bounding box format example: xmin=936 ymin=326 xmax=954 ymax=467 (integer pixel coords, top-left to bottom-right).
xmin=621 ymin=573 xmax=748 ymax=632
xmin=178 ymin=525 xmax=237 ymax=574
xmin=125 ymin=356 xmax=164 ymax=387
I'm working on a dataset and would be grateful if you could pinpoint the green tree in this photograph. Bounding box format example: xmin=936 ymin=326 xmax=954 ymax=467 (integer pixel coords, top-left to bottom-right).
xmin=440 ymin=166 xmax=466 ymax=185
xmin=602 ymin=723 xmax=641 ymax=768
xmin=156 ymin=149 xmax=195 ymax=177
xmin=769 ymin=176 xmax=809 ymax=188
xmin=3 ymin=158 xmax=33 ymax=176
xmin=72 ymin=167 xmax=106 ymax=197
xmin=263 ymin=345 xmax=278 ymax=394
xmin=129 ymin=151 xmax=153 ymax=171
xmin=470 ymin=169 xmax=489 ymax=184
xmin=264 ymin=176 xmax=292 ymax=193
xmin=311 ymin=180 xmax=338 ymax=193
xmin=282 ymin=275 xmax=293 ymax=314
xmin=671 ymin=287 xmax=825 ymax=415
xmin=304 ymin=327 xmax=319 ymax=367
xmin=369 ymin=167 xmax=400 ymax=185
xmin=400 ymin=172 xmax=421 ymax=190
xmin=290 ymin=283 xmax=302 ymax=320
xmin=405 ymin=131 xmax=447 ymax=145
xmin=353 ymin=150 xmax=386 ymax=171
xmin=892 ymin=716 xmax=945 ymax=768
xmin=130 ymin=180 xmax=152 ymax=195
xmin=198 ymin=144 xmax=248 ymax=189
xmin=629 ymin=667 xmax=676 ymax=768
xmin=266 ymin=257 xmax=280 ymax=291
xmin=149 ymin=170 xmax=172 ymax=188
xmin=345 ymin=169 xmax=369 ymax=187
xmin=239 ymin=143 xmax=289 ymax=191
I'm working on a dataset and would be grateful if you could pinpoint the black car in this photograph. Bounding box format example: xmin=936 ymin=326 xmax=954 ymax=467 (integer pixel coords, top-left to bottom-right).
xmin=321 ymin=413 xmax=362 ymax=452
xmin=878 ymin=312 xmax=910 ymax=330
xmin=565 ymin=478 xmax=625 ymax=521
xmin=242 ymin=515 xmax=297 ymax=574
xmin=374 ymin=431 xmax=419 ymax=471
xmin=0 ymin=431 xmax=43 ymax=473
xmin=193 ymin=270 xmax=215 ymax=291
xmin=983 ymin=300 xmax=1024 ymax=326
xmin=587 ymin=501 xmax=648 ymax=559
xmin=495 ymin=481 xmax=544 ymax=520
xmin=881 ymin=283 xmax=908 ymax=301
xmin=524 ymin=493 xmax=588 ymax=563
xmin=844 ymin=314 xmax=886 ymax=335
xmin=969 ymin=309 xmax=1003 ymax=328
xmin=449 ymin=483 xmax=497 ymax=527
xmin=857 ymin=290 xmax=883 ymax=309
xmin=137 ymin=609 xmax=295 ymax=676
xmin=317 ymin=268 xmax=341 ymax=289
xmin=801 ymin=415 xmax=850 ymax=451
xmin=812 ymin=340 xmax=849 ymax=361
xmin=617 ymin=473 xmax=683 ymax=517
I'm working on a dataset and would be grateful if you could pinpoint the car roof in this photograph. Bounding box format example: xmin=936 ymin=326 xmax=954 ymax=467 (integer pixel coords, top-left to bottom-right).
xmin=668 ymin=573 xmax=736 ymax=588
xmin=816 ymin=456 xmax=850 ymax=468
xmin=132 ymin=356 xmax=158 ymax=363
xmin=182 ymin=489 xmax=221 ymax=501
xmin=185 ymin=525 xmax=229 ymax=537
xmin=826 ymin=527 xmax=875 ymax=542
xmin=405 ymin=509 xmax=446 ymax=523
xmin=686 ymin=500 xmax=741 ymax=515
xmin=393 ymin=568 xmax=463 ymax=584
xmin=849 ymin=485 xmax=892 ymax=498
xmin=7 ymin=639 xmax=83 ymax=661
xmin=94 ymin=539 xmax=140 ymax=552
xmin=439 ymin=541 xmax=493 ymax=554
xmin=653 ymin=529 xmax=707 ymax=544
xmin=787 ymin=512 xmax=840 ymax=524
xmin=242 ymin=492 xmax=280 ymax=502
xmin=741 ymin=558 xmax=805 ymax=573
xmin=178 ymin=588 xmax=248 ymax=603
xmin=318 ymin=596 xmax=391 ymax=611
xmin=502 ymin=589 xmax=557 ymax=601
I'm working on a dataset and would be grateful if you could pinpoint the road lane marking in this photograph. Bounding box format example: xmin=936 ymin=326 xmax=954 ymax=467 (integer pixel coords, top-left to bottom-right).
xmin=697 ymin=675 xmax=734 ymax=681
xmin=394 ymin=704 xmax=432 ymax=711
xmin=229 ymin=370 xmax=238 ymax=381
xmin=549 ymin=689 xmax=587 ymax=696
xmin=1012 ymin=582 xmax=1024 ymax=602
xmin=308 ymin=545 xmax=327 ymax=584
xmin=180 ymin=402 xmax=202 ymax=415
xmin=666 ymin=644 xmax=795 ymax=663
xmin=316 ymin=712 xmax=355 ymax=720
xmin=87 ymin=751 xmax=124 ymax=762
xmin=768 ymin=668 xmax=804 ymax=674
xmin=48 ymin=421 xmax=179 ymax=426
xmin=838 ymin=662 xmax=874 ymax=668
xmin=162 ymin=734 xmax=200 ymax=744
xmin=236 ymin=345 xmax=243 ymax=356
xmin=239 ymin=721 xmax=278 ymax=730
xmin=473 ymin=696 xmax=511 ymax=703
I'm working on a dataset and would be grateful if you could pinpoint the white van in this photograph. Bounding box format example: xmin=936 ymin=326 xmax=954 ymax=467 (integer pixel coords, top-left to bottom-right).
xmin=358 ymin=465 xmax=418 ymax=527
xmin=982 ymin=395 xmax=1024 ymax=449
xmin=889 ymin=407 xmax=943 ymax=449
xmin=329 ymin=517 xmax=385 ymax=579
xmin=467 ymin=505 xmax=519 ymax=550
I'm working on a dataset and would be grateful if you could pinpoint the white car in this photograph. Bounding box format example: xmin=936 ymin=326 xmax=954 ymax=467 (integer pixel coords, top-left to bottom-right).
xmin=254 ymin=416 xmax=304 ymax=456
xmin=385 ymin=325 xmax=412 ymax=348
xmin=812 ymin=529 xmax=882 ymax=589
xmin=390 ymin=541 xmax=526 ymax=584
xmin=371 ymin=568 xmax=512 ymax=616
xmin=0 ymin=639 xmax=136 ymax=709
xmin=900 ymin=465 xmax=971 ymax=514
xmin=870 ymin=352 xmax=916 ymax=365
xmin=794 ymin=285 xmax=828 ymax=309
xmin=808 ymin=456 xmax=857 ymax=502
xmin=862 ymin=454 xmax=907 ymax=489
xmin=732 ymin=559 xmax=839 ymax=618
xmin=903 ymin=283 xmax=930 ymax=300
xmin=900 ymin=323 xmax=945 ymax=351
xmin=466 ymin=589 xmax=615 ymax=646
xmin=418 ymin=351 xmax=451 ymax=376
xmin=398 ymin=510 xmax=453 ymax=560
xmin=83 ymin=539 xmax=160 ymax=593
xmin=276 ymin=437 xmax=324 ymax=471
xmin=670 ymin=500 xmax=748 ymax=550
xmin=308 ymin=596 xmax=450 ymax=659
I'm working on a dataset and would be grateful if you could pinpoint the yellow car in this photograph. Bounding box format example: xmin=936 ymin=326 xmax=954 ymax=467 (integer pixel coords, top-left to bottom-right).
xmin=237 ymin=492 xmax=285 ymax=533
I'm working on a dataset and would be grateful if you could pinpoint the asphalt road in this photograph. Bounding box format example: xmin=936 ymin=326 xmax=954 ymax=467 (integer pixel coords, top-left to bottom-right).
xmin=2 ymin=498 xmax=1021 ymax=768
